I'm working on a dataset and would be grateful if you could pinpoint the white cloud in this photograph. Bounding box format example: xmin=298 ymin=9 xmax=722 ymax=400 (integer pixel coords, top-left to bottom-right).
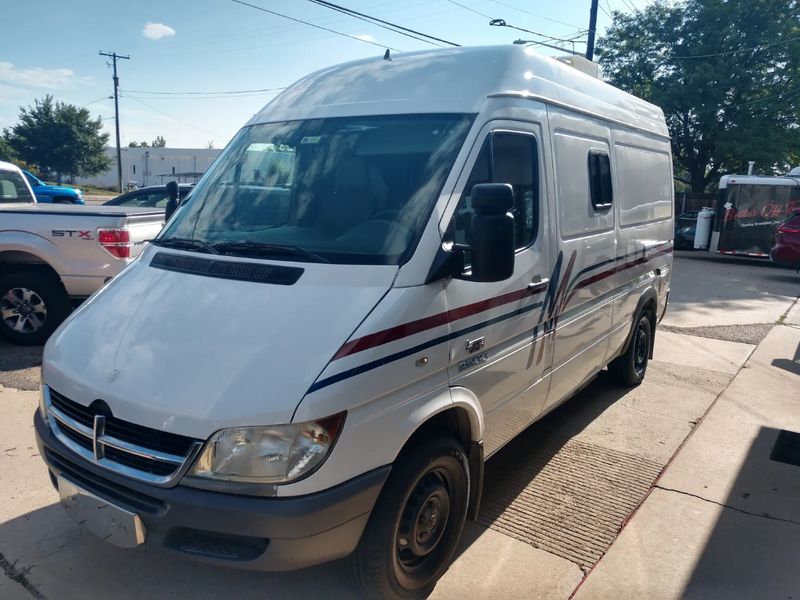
xmin=353 ymin=34 xmax=376 ymax=43
xmin=142 ymin=22 xmax=176 ymax=40
xmin=0 ymin=62 xmax=75 ymax=89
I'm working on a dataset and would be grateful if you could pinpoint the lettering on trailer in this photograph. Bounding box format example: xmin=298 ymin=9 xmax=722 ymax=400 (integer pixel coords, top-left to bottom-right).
xmin=723 ymin=200 xmax=800 ymax=223
xmin=52 ymin=230 xmax=93 ymax=240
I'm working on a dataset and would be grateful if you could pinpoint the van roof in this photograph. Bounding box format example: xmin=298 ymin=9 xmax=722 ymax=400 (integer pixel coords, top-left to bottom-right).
xmin=250 ymin=45 xmax=668 ymax=139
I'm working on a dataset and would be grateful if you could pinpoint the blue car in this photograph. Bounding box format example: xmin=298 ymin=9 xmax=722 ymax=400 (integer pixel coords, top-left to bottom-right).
xmin=23 ymin=170 xmax=84 ymax=204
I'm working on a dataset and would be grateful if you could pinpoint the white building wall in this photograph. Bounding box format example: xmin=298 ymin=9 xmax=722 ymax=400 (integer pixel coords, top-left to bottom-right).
xmin=76 ymin=147 xmax=222 ymax=189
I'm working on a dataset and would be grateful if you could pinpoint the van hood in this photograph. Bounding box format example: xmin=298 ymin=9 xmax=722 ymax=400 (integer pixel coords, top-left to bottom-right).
xmin=43 ymin=249 xmax=396 ymax=439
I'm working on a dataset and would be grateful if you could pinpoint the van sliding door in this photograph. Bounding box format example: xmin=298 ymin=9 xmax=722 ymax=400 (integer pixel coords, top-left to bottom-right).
xmin=544 ymin=118 xmax=616 ymax=410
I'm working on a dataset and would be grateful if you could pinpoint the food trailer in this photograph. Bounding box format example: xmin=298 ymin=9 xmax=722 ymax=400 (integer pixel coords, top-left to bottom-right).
xmin=710 ymin=173 xmax=800 ymax=257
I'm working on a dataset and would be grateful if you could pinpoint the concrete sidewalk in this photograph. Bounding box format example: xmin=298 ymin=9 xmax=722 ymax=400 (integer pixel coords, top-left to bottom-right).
xmin=574 ymin=301 xmax=800 ymax=600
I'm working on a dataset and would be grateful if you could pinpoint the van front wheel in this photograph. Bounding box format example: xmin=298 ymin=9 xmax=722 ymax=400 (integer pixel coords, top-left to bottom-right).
xmin=609 ymin=312 xmax=652 ymax=386
xmin=351 ymin=436 xmax=469 ymax=599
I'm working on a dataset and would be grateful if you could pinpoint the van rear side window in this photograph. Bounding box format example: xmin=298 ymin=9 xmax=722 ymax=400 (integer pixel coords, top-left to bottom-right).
xmin=588 ymin=150 xmax=613 ymax=211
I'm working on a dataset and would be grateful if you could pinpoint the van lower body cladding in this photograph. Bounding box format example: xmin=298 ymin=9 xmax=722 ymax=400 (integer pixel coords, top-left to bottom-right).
xmin=34 ymin=411 xmax=390 ymax=571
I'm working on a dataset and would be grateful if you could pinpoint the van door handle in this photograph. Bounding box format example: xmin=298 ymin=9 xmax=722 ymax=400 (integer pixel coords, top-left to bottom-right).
xmin=528 ymin=277 xmax=549 ymax=290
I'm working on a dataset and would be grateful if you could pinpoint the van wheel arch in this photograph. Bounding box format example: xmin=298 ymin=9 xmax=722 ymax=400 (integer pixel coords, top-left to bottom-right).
xmin=621 ymin=289 xmax=658 ymax=361
xmin=395 ymin=406 xmax=484 ymax=521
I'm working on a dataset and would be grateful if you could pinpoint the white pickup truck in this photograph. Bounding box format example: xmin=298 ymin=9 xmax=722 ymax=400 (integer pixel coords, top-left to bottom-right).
xmin=0 ymin=161 xmax=164 ymax=345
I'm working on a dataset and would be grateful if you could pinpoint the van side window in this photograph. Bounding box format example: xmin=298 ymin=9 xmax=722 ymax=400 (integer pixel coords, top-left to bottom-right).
xmin=588 ymin=150 xmax=613 ymax=210
xmin=451 ymin=132 xmax=539 ymax=250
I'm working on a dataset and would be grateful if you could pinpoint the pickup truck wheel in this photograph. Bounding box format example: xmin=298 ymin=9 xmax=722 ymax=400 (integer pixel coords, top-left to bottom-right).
xmin=351 ymin=436 xmax=469 ymax=599
xmin=0 ymin=272 xmax=70 ymax=345
xmin=608 ymin=311 xmax=652 ymax=386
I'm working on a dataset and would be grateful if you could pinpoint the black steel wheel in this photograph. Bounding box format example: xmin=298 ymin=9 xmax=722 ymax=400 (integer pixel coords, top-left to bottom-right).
xmin=352 ymin=435 xmax=469 ymax=599
xmin=609 ymin=310 xmax=653 ymax=386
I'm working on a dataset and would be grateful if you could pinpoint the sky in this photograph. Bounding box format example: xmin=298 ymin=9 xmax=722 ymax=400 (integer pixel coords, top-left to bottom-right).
xmin=1 ymin=0 xmax=640 ymax=149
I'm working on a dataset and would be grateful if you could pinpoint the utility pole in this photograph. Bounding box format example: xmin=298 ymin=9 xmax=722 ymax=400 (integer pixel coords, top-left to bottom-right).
xmin=586 ymin=0 xmax=599 ymax=61
xmin=99 ymin=51 xmax=130 ymax=193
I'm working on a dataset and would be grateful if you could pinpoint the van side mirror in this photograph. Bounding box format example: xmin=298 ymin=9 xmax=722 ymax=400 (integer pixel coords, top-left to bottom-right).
xmin=468 ymin=183 xmax=515 ymax=282
xmin=164 ymin=181 xmax=179 ymax=221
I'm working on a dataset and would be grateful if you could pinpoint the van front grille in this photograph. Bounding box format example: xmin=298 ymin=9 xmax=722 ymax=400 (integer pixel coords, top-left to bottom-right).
xmin=45 ymin=387 xmax=204 ymax=487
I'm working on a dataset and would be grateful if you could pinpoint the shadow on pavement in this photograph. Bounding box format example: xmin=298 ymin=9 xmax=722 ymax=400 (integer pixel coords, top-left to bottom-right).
xmin=0 ymin=501 xmax=360 ymax=600
xmin=681 ymin=426 xmax=800 ymax=599
xmin=0 ymin=338 xmax=42 ymax=390
xmin=770 ymin=341 xmax=800 ymax=376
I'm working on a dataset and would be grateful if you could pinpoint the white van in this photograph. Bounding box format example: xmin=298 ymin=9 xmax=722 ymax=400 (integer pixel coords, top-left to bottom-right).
xmin=35 ymin=46 xmax=673 ymax=598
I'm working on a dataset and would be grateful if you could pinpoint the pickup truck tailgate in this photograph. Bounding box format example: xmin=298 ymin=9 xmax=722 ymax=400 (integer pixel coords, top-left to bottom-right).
xmin=0 ymin=203 xmax=164 ymax=297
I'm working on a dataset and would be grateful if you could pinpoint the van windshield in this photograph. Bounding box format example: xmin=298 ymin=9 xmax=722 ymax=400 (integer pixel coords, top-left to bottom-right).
xmin=160 ymin=114 xmax=474 ymax=265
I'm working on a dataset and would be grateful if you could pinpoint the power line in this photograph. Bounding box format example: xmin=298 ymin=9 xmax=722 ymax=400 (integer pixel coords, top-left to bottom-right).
xmin=491 ymin=19 xmax=586 ymax=46
xmin=122 ymin=95 xmax=223 ymax=137
xmin=305 ymin=0 xmax=445 ymax=47
xmin=673 ymin=34 xmax=800 ymax=59
xmin=306 ymin=0 xmax=460 ymax=47
xmin=121 ymin=92 xmax=282 ymax=101
xmin=487 ymin=0 xmax=581 ymax=30
xmin=82 ymin=95 xmax=112 ymax=107
xmin=446 ymin=0 xmax=585 ymax=46
xmin=120 ymin=87 xmax=287 ymax=96
xmin=599 ymin=4 xmax=613 ymax=19
xmin=444 ymin=0 xmax=493 ymax=19
xmin=513 ymin=39 xmax=583 ymax=56
xmin=231 ymin=0 xmax=403 ymax=52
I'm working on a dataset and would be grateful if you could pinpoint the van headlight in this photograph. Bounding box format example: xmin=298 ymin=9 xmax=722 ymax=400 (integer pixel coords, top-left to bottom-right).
xmin=184 ymin=413 xmax=346 ymax=487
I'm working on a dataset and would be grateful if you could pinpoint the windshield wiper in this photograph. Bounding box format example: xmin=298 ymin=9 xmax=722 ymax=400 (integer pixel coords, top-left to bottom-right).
xmin=211 ymin=241 xmax=329 ymax=263
xmin=150 ymin=237 xmax=219 ymax=255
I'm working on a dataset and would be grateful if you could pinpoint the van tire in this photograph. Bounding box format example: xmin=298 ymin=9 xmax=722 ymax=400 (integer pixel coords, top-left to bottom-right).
xmin=608 ymin=312 xmax=652 ymax=386
xmin=0 ymin=271 xmax=70 ymax=346
xmin=351 ymin=436 xmax=470 ymax=600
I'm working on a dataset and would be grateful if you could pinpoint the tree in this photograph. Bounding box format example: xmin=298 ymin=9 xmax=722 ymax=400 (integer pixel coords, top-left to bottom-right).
xmin=597 ymin=0 xmax=800 ymax=192
xmin=128 ymin=141 xmax=149 ymax=148
xmin=0 ymin=132 xmax=16 ymax=162
xmin=6 ymin=95 xmax=110 ymax=182
xmin=151 ymin=135 xmax=166 ymax=148
xmin=207 ymin=140 xmax=215 ymax=149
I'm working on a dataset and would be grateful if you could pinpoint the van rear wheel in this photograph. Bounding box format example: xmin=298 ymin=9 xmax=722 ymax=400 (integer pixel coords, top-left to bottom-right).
xmin=609 ymin=311 xmax=652 ymax=386
xmin=351 ymin=436 xmax=469 ymax=599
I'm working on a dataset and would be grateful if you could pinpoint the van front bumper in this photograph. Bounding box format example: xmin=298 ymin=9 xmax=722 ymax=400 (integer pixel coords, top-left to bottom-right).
xmin=34 ymin=410 xmax=390 ymax=571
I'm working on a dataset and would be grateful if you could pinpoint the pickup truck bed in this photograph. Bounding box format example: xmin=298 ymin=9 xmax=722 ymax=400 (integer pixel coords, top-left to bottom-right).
xmin=1 ymin=202 xmax=165 ymax=345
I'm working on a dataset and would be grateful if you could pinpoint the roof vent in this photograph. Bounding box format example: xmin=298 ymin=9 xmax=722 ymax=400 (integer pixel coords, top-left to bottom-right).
xmin=556 ymin=55 xmax=601 ymax=79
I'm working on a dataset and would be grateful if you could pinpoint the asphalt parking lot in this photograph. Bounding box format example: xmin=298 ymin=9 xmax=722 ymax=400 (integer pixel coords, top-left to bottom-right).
xmin=0 ymin=252 xmax=798 ymax=599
